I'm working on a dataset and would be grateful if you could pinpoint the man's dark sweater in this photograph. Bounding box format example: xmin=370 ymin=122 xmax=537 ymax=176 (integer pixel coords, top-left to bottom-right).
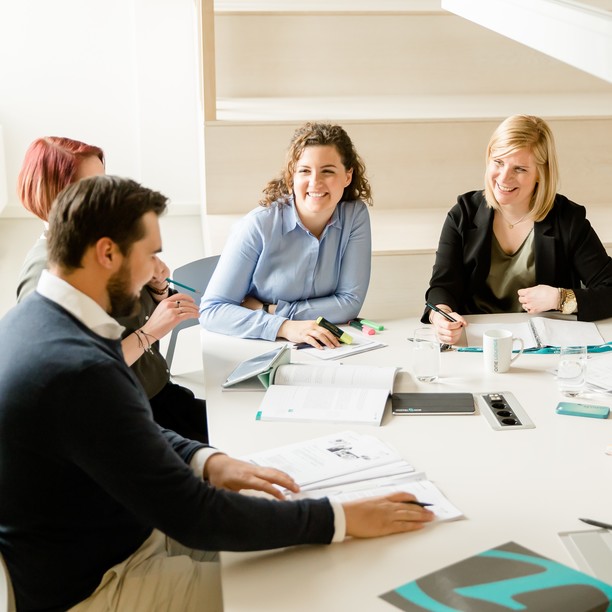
xmin=0 ymin=294 xmax=334 ymax=611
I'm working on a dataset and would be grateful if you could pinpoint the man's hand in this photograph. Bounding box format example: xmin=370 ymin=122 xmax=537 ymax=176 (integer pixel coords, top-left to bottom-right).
xmin=343 ymin=492 xmax=434 ymax=538
xmin=204 ymin=454 xmax=299 ymax=501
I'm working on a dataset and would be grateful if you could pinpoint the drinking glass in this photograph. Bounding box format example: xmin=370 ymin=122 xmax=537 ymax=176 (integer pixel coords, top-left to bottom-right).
xmin=412 ymin=327 xmax=440 ymax=382
xmin=557 ymin=345 xmax=587 ymax=397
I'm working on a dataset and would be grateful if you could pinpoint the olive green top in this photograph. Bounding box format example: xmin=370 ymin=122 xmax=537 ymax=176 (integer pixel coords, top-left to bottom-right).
xmin=473 ymin=229 xmax=536 ymax=313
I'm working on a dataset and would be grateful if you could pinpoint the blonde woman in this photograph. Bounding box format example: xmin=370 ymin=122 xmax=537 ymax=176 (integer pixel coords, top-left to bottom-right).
xmin=424 ymin=114 xmax=612 ymax=345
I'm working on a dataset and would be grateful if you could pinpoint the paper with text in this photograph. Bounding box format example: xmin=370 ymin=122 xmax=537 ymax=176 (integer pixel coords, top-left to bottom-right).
xmin=242 ymin=431 xmax=404 ymax=487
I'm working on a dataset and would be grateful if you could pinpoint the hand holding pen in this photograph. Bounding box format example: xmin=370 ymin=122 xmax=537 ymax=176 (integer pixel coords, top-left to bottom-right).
xmin=426 ymin=302 xmax=467 ymax=346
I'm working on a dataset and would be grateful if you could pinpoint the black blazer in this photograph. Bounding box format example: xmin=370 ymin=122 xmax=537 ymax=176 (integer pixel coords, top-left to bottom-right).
xmin=423 ymin=191 xmax=612 ymax=322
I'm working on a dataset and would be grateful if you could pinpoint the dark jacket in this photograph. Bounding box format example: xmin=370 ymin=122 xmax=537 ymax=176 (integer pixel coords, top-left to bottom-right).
xmin=0 ymin=294 xmax=334 ymax=611
xmin=423 ymin=191 xmax=612 ymax=322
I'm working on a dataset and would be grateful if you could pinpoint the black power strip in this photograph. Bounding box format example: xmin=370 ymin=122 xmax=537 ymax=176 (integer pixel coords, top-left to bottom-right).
xmin=475 ymin=392 xmax=535 ymax=430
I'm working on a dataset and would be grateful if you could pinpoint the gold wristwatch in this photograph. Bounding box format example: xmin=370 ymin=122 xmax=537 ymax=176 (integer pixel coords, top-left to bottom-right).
xmin=558 ymin=288 xmax=577 ymax=315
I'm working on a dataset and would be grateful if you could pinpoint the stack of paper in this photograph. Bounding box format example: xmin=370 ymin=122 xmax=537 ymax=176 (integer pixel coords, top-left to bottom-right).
xmin=297 ymin=326 xmax=386 ymax=360
xmin=586 ymin=352 xmax=612 ymax=394
xmin=242 ymin=431 xmax=462 ymax=522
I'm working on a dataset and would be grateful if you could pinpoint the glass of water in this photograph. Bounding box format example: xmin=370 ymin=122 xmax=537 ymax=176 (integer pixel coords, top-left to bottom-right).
xmin=557 ymin=345 xmax=587 ymax=397
xmin=412 ymin=327 xmax=440 ymax=382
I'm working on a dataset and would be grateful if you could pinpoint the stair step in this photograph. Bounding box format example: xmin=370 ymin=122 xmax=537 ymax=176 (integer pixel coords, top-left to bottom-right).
xmin=216 ymin=0 xmax=442 ymax=13
xmin=202 ymin=205 xmax=612 ymax=259
xmin=204 ymin=116 xmax=612 ymax=214
xmin=215 ymin=94 xmax=612 ymax=123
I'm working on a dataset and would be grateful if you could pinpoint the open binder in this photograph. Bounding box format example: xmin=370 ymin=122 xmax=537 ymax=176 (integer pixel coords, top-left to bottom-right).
xmin=464 ymin=316 xmax=605 ymax=352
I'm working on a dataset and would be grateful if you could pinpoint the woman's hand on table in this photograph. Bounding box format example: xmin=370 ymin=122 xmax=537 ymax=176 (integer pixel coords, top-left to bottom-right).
xmin=518 ymin=284 xmax=559 ymax=314
xmin=277 ymin=320 xmax=340 ymax=349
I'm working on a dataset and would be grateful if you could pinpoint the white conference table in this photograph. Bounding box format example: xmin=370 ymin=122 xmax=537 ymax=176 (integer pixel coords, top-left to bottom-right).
xmin=201 ymin=314 xmax=612 ymax=612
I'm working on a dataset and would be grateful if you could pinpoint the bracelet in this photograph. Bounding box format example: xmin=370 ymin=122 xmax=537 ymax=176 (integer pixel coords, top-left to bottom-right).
xmin=557 ymin=288 xmax=565 ymax=311
xmin=135 ymin=329 xmax=157 ymax=354
xmin=147 ymin=283 xmax=169 ymax=296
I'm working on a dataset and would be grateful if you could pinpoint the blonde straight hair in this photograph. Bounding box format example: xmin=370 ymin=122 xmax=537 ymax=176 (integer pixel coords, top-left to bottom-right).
xmin=484 ymin=115 xmax=559 ymax=222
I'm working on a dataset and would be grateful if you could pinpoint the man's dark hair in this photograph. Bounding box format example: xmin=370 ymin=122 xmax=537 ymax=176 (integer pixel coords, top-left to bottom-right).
xmin=47 ymin=175 xmax=168 ymax=270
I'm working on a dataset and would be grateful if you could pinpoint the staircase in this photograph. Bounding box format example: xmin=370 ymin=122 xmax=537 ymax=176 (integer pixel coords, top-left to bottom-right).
xmin=199 ymin=0 xmax=612 ymax=318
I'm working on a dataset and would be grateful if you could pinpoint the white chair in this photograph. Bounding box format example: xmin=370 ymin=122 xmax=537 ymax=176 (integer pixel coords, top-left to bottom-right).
xmin=165 ymin=255 xmax=220 ymax=371
xmin=0 ymin=552 xmax=16 ymax=612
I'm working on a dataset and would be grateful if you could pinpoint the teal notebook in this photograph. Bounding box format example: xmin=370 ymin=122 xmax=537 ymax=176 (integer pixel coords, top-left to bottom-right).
xmin=380 ymin=541 xmax=612 ymax=611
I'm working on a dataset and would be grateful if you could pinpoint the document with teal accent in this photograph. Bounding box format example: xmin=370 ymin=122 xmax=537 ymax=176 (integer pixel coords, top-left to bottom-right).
xmin=464 ymin=317 xmax=604 ymax=350
xmin=380 ymin=541 xmax=612 ymax=611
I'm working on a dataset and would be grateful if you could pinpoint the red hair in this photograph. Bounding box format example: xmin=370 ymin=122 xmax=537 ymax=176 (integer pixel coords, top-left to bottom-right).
xmin=17 ymin=137 xmax=105 ymax=221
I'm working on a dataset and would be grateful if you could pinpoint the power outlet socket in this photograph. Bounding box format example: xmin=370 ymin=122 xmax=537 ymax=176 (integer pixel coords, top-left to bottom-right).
xmin=475 ymin=392 xmax=535 ymax=431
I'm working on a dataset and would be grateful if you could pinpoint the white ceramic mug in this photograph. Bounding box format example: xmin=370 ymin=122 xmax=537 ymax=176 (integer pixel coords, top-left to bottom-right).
xmin=483 ymin=329 xmax=524 ymax=373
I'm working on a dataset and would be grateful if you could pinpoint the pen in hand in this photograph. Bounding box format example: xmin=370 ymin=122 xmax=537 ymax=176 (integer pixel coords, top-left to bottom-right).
xmin=426 ymin=302 xmax=460 ymax=324
xmin=165 ymin=278 xmax=201 ymax=294
xmin=403 ymin=501 xmax=433 ymax=508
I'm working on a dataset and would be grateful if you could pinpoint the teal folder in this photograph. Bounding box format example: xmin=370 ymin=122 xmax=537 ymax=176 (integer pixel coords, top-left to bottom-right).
xmin=380 ymin=541 xmax=612 ymax=611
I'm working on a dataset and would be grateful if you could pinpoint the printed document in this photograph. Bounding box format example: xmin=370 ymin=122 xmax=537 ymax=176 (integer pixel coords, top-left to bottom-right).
xmin=256 ymin=363 xmax=398 ymax=425
xmin=242 ymin=431 xmax=463 ymax=522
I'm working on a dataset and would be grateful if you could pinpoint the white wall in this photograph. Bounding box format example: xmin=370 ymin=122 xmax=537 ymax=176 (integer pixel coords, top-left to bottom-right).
xmin=0 ymin=0 xmax=203 ymax=217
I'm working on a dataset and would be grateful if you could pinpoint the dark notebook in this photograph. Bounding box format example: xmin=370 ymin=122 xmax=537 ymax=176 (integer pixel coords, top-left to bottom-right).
xmin=380 ymin=541 xmax=612 ymax=611
xmin=391 ymin=393 xmax=475 ymax=415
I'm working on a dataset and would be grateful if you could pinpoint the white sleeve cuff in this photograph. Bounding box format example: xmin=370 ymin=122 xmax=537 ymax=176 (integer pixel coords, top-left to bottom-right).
xmin=190 ymin=448 xmax=224 ymax=479
xmin=330 ymin=500 xmax=346 ymax=543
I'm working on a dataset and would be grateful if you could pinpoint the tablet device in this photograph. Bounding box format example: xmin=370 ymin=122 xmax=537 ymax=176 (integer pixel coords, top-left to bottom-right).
xmin=222 ymin=345 xmax=289 ymax=389
xmin=391 ymin=393 xmax=475 ymax=415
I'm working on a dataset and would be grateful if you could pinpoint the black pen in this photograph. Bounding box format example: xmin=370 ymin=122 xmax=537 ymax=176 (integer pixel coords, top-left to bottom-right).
xmin=579 ymin=517 xmax=612 ymax=530
xmin=294 ymin=341 xmax=323 ymax=350
xmin=426 ymin=302 xmax=459 ymax=324
xmin=407 ymin=338 xmax=453 ymax=352
xmin=404 ymin=501 xmax=433 ymax=508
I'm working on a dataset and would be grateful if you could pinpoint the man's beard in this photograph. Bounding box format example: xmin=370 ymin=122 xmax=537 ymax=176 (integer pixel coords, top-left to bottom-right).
xmin=107 ymin=261 xmax=140 ymax=318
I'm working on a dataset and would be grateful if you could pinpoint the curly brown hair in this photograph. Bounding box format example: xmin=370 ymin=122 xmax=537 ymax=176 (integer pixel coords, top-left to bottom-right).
xmin=260 ymin=122 xmax=372 ymax=207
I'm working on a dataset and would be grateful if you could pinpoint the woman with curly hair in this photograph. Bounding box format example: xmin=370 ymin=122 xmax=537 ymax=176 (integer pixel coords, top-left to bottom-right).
xmin=200 ymin=122 xmax=373 ymax=348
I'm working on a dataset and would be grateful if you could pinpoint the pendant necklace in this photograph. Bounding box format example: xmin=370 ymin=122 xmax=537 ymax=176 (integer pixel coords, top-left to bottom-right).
xmin=498 ymin=209 xmax=530 ymax=229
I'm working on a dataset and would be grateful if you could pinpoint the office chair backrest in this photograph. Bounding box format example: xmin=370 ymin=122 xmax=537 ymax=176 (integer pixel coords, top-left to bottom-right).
xmin=165 ymin=255 xmax=220 ymax=371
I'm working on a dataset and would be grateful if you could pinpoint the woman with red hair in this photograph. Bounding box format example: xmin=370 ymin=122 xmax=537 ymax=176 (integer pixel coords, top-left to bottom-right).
xmin=16 ymin=136 xmax=208 ymax=443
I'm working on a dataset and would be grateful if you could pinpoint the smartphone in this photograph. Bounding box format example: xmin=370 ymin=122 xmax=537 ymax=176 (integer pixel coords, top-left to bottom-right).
xmin=556 ymin=402 xmax=610 ymax=419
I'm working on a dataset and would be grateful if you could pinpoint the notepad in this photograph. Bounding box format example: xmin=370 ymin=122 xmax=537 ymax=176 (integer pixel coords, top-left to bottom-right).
xmin=465 ymin=317 xmax=604 ymax=350
xmin=295 ymin=326 xmax=386 ymax=360
xmin=391 ymin=393 xmax=475 ymax=415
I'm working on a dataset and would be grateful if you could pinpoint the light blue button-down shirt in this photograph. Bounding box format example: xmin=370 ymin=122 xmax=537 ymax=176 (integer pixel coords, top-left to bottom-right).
xmin=199 ymin=197 xmax=372 ymax=340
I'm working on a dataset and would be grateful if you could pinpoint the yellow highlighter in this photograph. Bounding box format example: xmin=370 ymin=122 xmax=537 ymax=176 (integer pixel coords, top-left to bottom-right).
xmin=316 ymin=316 xmax=353 ymax=344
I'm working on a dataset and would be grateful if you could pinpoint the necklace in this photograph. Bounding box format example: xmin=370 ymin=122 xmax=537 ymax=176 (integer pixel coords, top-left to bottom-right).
xmin=497 ymin=208 xmax=530 ymax=229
